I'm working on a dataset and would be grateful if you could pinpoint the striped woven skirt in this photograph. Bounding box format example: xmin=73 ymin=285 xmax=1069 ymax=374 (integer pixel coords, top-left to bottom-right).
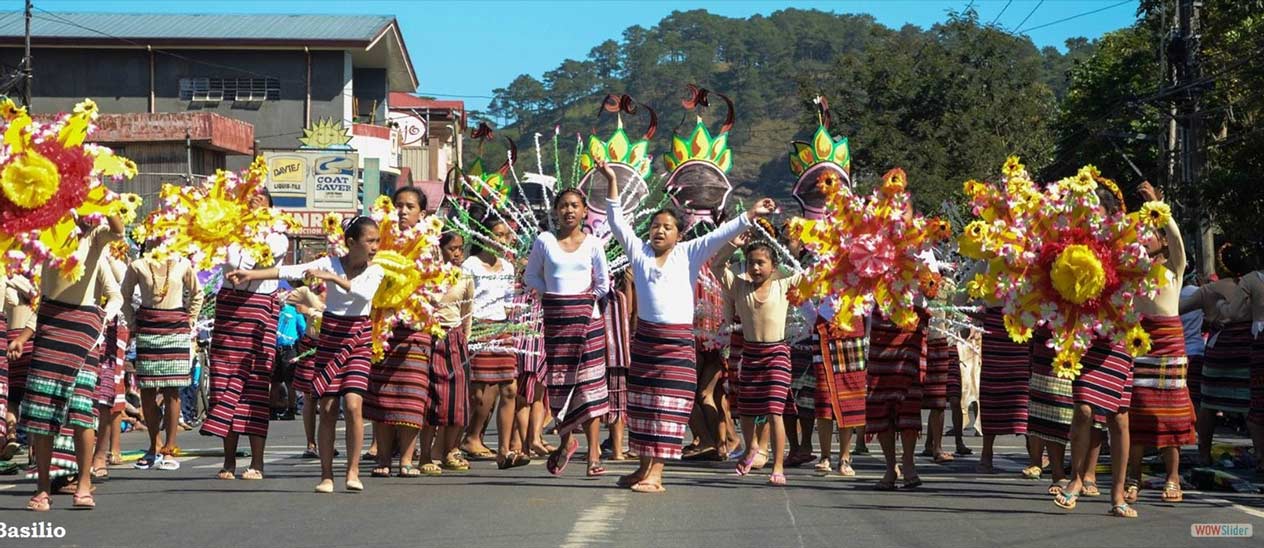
xmin=365 ymin=327 xmax=431 ymax=428
xmin=292 ymin=333 xmax=320 ymax=394
xmin=105 ymin=321 xmax=129 ymax=413
xmin=200 ymin=289 xmax=277 ymax=439
xmin=18 ymin=300 xmax=105 ymax=437
xmin=1248 ymin=336 xmax=1264 ymax=425
xmin=814 ymin=327 xmax=868 ymax=427
xmin=1130 ymin=315 xmax=1196 ymax=447
xmin=310 ymin=313 xmax=373 ymax=399
xmin=737 ymin=340 xmax=793 ymax=416
xmin=1188 ymin=354 xmax=1204 ymax=408
xmin=428 ymin=326 xmax=469 ymax=426
xmin=134 ymin=307 xmax=192 ymax=389
xmin=1201 ymin=321 xmax=1252 ymax=414
xmin=978 ymin=307 xmax=1030 ymax=436
xmin=28 ymin=424 xmax=81 ymax=481
xmin=946 ymin=340 xmax=963 ymax=400
xmin=515 ymin=295 xmax=547 ymax=402
xmin=922 ymin=336 xmax=953 ymax=410
xmin=90 ymin=331 xmax=113 ymax=408
xmin=543 ymin=293 xmax=610 ymax=434
xmin=6 ymin=325 xmax=32 ymax=405
xmin=604 ymin=289 xmax=632 ymax=422
xmin=470 ymin=325 xmax=518 ymax=384
xmin=1074 ymin=339 xmax=1134 ymax=423
xmin=0 ymin=315 xmax=7 ymax=438
xmin=627 ymin=320 xmax=696 ymax=460
xmin=1028 ymin=335 xmax=1075 ymax=445
xmin=865 ymin=316 xmax=926 ymax=434
xmin=789 ymin=336 xmax=816 ymax=418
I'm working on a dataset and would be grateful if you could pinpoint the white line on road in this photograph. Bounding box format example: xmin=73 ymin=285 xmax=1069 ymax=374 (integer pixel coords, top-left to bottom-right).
xmin=559 ymin=491 xmax=628 ymax=548
xmin=783 ymin=488 xmax=806 ymax=548
xmin=1193 ymin=495 xmax=1264 ymax=520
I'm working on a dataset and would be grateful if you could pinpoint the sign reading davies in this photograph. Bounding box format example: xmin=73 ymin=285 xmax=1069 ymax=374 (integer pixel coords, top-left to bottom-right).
xmin=262 ymin=151 xmax=360 ymax=211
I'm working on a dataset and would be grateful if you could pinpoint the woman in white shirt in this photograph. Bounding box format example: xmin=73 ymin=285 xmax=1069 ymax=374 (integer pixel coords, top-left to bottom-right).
xmin=524 ymin=188 xmax=612 ymax=477
xmin=227 ymin=216 xmax=384 ymax=494
xmin=200 ymin=191 xmax=289 ymax=482
xmin=461 ymin=218 xmax=525 ymax=468
xmin=597 ymin=159 xmax=775 ymax=494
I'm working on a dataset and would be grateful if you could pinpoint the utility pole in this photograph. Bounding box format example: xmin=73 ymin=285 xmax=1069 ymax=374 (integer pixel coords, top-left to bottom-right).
xmin=21 ymin=0 xmax=32 ymax=108
xmin=1173 ymin=0 xmax=1212 ymax=278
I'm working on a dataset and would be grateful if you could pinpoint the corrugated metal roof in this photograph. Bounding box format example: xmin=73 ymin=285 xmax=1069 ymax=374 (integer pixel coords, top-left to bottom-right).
xmin=0 ymin=11 xmax=394 ymax=44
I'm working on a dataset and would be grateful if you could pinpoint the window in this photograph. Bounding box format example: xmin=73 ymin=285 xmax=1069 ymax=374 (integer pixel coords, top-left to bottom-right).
xmin=179 ymin=77 xmax=280 ymax=103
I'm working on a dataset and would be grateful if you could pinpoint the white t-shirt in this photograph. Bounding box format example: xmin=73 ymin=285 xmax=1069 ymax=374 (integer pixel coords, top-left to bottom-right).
xmin=278 ymin=255 xmax=383 ymax=317
xmin=524 ymin=231 xmax=610 ymax=318
xmin=463 ymin=255 xmax=515 ymax=322
xmin=221 ymin=233 xmax=290 ymax=294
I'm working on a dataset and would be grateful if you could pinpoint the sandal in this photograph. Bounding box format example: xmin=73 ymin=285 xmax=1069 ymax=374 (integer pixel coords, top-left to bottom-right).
xmin=933 ymin=452 xmax=955 ymax=464
xmin=735 ymin=451 xmax=757 ymax=476
xmin=1048 ymin=479 xmax=1069 ymax=495
xmin=1054 ymin=489 xmax=1080 ymax=510
xmin=874 ymin=479 xmax=897 ymax=491
xmin=398 ymin=465 xmax=422 ymax=477
xmin=134 ymin=453 xmax=158 ymax=470
xmin=107 ymin=453 xmax=124 ymax=466
xmin=954 ymin=445 xmax=973 ymax=456
xmin=241 ymin=468 xmax=263 ymax=480
xmin=815 ymin=457 xmax=833 ymax=474
xmin=902 ymin=475 xmax=923 ymax=489
xmin=463 ymin=448 xmax=496 ymax=461
xmin=630 ymin=481 xmax=666 ymax=494
xmin=314 ymin=480 xmax=334 ymax=493
xmin=26 ymin=492 xmax=51 ymax=512
xmin=1124 ymin=479 xmax=1140 ymax=504
xmin=301 ymin=448 xmax=319 ymax=459
xmin=371 ymin=467 xmax=393 ymax=478
xmin=587 ymin=461 xmax=607 ymax=477
xmin=217 ymin=469 xmax=236 ymax=480
xmin=1162 ymin=481 xmax=1183 ymax=503
xmin=1020 ymin=465 xmax=1042 ymax=480
xmin=159 ymin=445 xmax=182 ymax=458
xmin=838 ymin=460 xmax=856 ymax=477
xmin=768 ymin=473 xmax=787 ymax=486
xmin=442 ymin=455 xmax=470 ymax=472
xmin=1082 ymin=481 xmax=1101 ymax=497
xmin=512 ymin=452 xmax=532 ymax=468
xmin=420 ymin=463 xmax=442 ymax=476
xmin=72 ymin=493 xmax=96 ymax=510
xmin=546 ymin=438 xmax=579 ymax=476
xmin=1109 ymin=503 xmax=1138 ymax=518
xmin=91 ymin=466 xmax=110 ymax=480
xmin=156 ymin=455 xmax=181 ymax=471
xmin=786 ymin=453 xmax=815 ymax=467
xmin=617 ymin=473 xmax=645 ymax=488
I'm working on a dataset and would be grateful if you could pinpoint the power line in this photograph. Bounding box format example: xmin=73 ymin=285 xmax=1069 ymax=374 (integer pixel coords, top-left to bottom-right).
xmin=990 ymin=0 xmax=1014 ymax=26
xmin=1012 ymin=0 xmax=1044 ymax=31
xmin=1017 ymin=0 xmax=1132 ymax=34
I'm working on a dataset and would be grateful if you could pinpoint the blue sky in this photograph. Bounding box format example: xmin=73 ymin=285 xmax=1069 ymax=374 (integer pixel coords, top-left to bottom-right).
xmin=31 ymin=0 xmax=1141 ymax=112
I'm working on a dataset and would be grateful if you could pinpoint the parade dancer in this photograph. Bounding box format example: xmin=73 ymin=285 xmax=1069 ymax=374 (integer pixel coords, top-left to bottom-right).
xmin=91 ymin=254 xmax=132 ymax=478
xmin=287 ymin=278 xmax=326 ymax=458
xmin=418 ymin=233 xmax=474 ymax=473
xmin=524 ymin=188 xmax=612 ymax=477
xmin=599 ymin=159 xmax=775 ymax=493
xmin=811 ymin=297 xmax=868 ymax=477
xmin=3 ymin=274 xmax=37 ymax=460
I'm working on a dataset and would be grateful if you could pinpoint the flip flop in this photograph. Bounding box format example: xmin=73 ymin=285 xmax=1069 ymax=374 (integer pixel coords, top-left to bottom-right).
xmin=420 ymin=463 xmax=443 ymax=476
xmin=1124 ymin=479 xmax=1140 ymax=504
xmin=371 ymin=467 xmax=393 ymax=478
xmin=301 ymin=449 xmax=319 ymax=459
xmin=241 ymin=468 xmax=263 ymax=480
xmin=156 ymin=457 xmax=181 ymax=471
xmin=1081 ymin=481 xmax=1101 ymax=497
xmin=1020 ymin=465 xmax=1042 ymax=480
xmin=26 ymin=492 xmax=51 ymax=512
xmin=1109 ymin=503 xmax=1138 ymax=518
xmin=546 ymin=438 xmax=579 ymax=476
xmin=902 ymin=476 xmax=923 ymax=489
xmin=1054 ymin=489 xmax=1080 ymax=510
xmin=630 ymin=481 xmax=666 ymax=494
xmin=72 ymin=493 xmax=95 ymax=510
xmin=134 ymin=453 xmax=158 ymax=470
xmin=617 ymin=473 xmax=645 ymax=488
xmin=1162 ymin=481 xmax=1183 ymax=503
xmin=933 ymin=452 xmax=955 ymax=464
xmin=838 ymin=461 xmax=856 ymax=477
xmin=587 ymin=461 xmax=607 ymax=477
xmin=90 ymin=467 xmax=110 ymax=480
xmin=874 ymin=479 xmax=897 ymax=491
xmin=815 ymin=457 xmax=833 ymax=474
xmin=398 ymin=465 xmax=422 ymax=477
xmin=1048 ymin=479 xmax=1069 ymax=495
xmin=463 ymin=448 xmax=496 ymax=461
xmin=735 ymin=452 xmax=757 ymax=476
xmin=217 ymin=469 xmax=236 ymax=480
xmin=768 ymin=473 xmax=787 ymax=486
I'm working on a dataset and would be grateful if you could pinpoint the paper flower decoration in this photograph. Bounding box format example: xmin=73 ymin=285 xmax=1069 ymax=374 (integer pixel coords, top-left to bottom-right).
xmin=787 ymin=168 xmax=950 ymax=331
xmin=958 ymin=160 xmax=1164 ymax=379
xmin=141 ymin=157 xmax=299 ymax=271
xmin=323 ymin=212 xmax=349 ymax=257
xmin=367 ymin=195 xmax=462 ymax=361
xmin=0 ymin=98 xmax=138 ymax=281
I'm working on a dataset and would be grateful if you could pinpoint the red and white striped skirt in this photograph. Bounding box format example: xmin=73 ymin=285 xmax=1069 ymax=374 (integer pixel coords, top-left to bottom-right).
xmin=737 ymin=340 xmax=792 ymax=416
xmin=1130 ymin=315 xmax=1196 ymax=446
xmin=627 ymin=320 xmax=696 ymax=459
xmin=470 ymin=326 xmax=518 ymax=384
xmin=310 ymin=313 xmax=373 ymax=398
xmin=979 ymin=307 xmax=1030 ymax=436
xmin=543 ymin=293 xmax=610 ymax=434
xmin=18 ymin=300 xmax=106 ymax=436
xmin=1074 ymin=339 xmax=1134 ymax=423
xmin=865 ymin=315 xmax=926 ymax=434
xmin=604 ymin=289 xmax=632 ymax=423
xmin=366 ymin=327 xmax=431 ymax=429
xmin=514 ymin=295 xmax=546 ymax=402
xmin=922 ymin=336 xmax=954 ymax=410
xmin=428 ymin=326 xmax=468 ymax=427
xmin=814 ymin=327 xmax=868 ymax=428
xmin=200 ymin=289 xmax=277 ymax=439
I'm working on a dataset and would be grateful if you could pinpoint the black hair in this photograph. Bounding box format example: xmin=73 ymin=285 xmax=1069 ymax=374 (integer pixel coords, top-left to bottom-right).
xmin=553 ymin=188 xmax=588 ymax=210
xmin=343 ymin=216 xmax=378 ymax=242
xmin=469 ymin=217 xmax=509 ymax=258
xmin=259 ymin=187 xmax=274 ymax=208
xmin=439 ymin=231 xmax=464 ymax=248
xmin=1219 ymin=243 xmax=1252 ymax=278
xmin=650 ymin=208 xmax=685 ymax=231
xmin=1093 ymin=185 xmax=1122 ymax=215
xmin=392 ymin=186 xmax=428 ymax=210
xmin=743 ymin=241 xmax=778 ymax=265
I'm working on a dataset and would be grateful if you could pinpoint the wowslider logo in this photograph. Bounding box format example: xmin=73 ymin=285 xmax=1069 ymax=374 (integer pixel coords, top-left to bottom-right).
xmin=0 ymin=521 xmax=68 ymax=539
xmin=1191 ymin=523 xmax=1253 ymax=538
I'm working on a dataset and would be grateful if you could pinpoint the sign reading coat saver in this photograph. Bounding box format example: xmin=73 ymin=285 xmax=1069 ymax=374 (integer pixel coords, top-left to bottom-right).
xmin=262 ymin=151 xmax=360 ymax=211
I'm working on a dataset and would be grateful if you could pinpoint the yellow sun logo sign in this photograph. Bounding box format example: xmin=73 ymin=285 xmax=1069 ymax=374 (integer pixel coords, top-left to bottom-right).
xmin=299 ymin=118 xmax=352 ymax=149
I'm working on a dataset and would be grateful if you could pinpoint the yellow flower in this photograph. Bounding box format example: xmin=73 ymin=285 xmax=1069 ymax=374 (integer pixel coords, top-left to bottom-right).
xmin=1002 ymin=156 xmax=1024 ymax=178
xmin=966 ymin=272 xmax=994 ymax=299
xmin=1125 ymin=325 xmax=1152 ymax=357
xmin=881 ymin=168 xmax=907 ymax=194
xmin=1052 ymin=351 xmax=1083 ymax=380
xmin=190 ymin=198 xmax=240 ymax=242
xmin=1062 ymin=172 xmax=1096 ymax=194
xmin=1003 ymin=314 xmax=1033 ymax=343
xmin=323 ymin=213 xmax=344 ymax=234
xmin=372 ymin=250 xmax=422 ymax=310
xmin=1 ymin=150 xmax=60 ymax=209
xmin=958 ymin=220 xmax=991 ymax=259
xmin=1050 ymin=244 xmax=1106 ymax=304
xmin=963 ymin=179 xmax=987 ymax=198
xmin=373 ymin=195 xmax=393 ymax=211
xmin=1138 ymin=201 xmax=1171 ymax=229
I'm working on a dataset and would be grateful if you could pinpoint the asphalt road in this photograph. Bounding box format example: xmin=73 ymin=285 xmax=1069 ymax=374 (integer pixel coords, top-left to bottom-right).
xmin=1 ymin=419 xmax=1261 ymax=548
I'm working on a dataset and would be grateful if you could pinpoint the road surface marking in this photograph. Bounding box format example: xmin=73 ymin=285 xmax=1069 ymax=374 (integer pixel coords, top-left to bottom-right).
xmin=559 ymin=491 xmax=628 ymax=548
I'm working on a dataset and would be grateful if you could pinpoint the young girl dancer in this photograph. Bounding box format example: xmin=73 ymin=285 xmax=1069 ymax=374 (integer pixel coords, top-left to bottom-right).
xmin=121 ymin=248 xmax=202 ymax=470
xmin=201 ymin=191 xmax=288 ymax=481
xmin=418 ymin=233 xmax=474 ymax=473
xmin=227 ymin=216 xmax=383 ymax=493
xmin=524 ymin=188 xmax=612 ymax=477
xmin=714 ymin=233 xmax=803 ymax=485
xmin=463 ymin=218 xmax=523 ymax=466
xmin=287 ymin=278 xmax=325 ymax=458
xmin=598 ymin=159 xmax=775 ymax=493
